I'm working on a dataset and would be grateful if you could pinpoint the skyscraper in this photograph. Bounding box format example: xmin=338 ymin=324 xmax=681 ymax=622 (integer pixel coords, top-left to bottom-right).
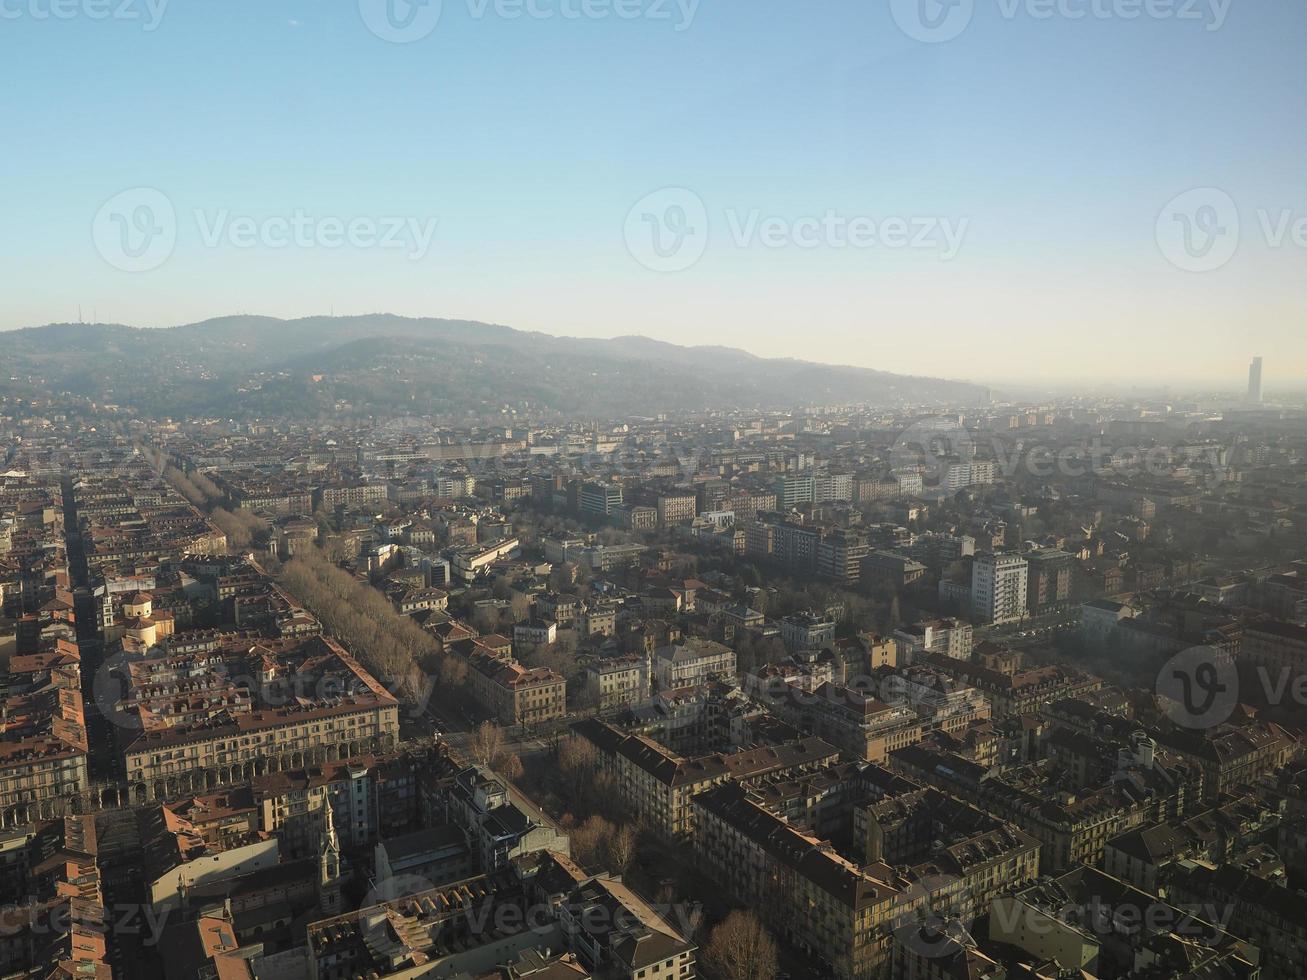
xmin=1247 ymin=356 xmax=1263 ymax=404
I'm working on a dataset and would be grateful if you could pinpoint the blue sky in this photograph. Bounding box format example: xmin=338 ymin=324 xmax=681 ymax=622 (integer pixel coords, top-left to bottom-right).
xmin=2 ymin=0 xmax=1304 ymax=387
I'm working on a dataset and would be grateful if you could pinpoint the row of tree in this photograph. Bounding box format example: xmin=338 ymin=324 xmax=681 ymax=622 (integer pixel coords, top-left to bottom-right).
xmin=161 ymin=465 xmax=269 ymax=549
xmin=276 ymin=550 xmax=434 ymax=700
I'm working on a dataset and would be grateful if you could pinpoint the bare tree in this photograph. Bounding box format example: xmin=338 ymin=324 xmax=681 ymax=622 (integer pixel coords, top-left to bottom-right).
xmin=497 ymin=753 xmax=525 ymax=782
xmin=606 ymin=823 xmax=638 ymax=875
xmin=438 ymin=655 xmax=469 ymax=689
xmin=570 ymin=814 xmax=615 ymax=870
xmin=469 ymin=720 xmax=506 ymax=768
xmin=702 ymin=911 xmax=779 ymax=980
xmin=557 ymin=734 xmax=600 ymax=803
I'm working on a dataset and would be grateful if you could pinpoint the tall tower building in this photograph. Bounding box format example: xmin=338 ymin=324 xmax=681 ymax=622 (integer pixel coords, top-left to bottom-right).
xmin=971 ymin=552 xmax=1029 ymax=625
xmin=1247 ymin=356 xmax=1263 ymax=404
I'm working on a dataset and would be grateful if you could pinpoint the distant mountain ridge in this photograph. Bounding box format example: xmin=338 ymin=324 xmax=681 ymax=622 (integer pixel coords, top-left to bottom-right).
xmin=2 ymin=315 xmax=988 ymax=417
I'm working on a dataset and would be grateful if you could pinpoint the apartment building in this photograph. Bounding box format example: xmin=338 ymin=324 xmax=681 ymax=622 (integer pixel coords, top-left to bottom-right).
xmin=652 ymin=638 xmax=736 ymax=690
xmin=692 ymin=781 xmax=907 ymax=979
xmin=655 ymin=492 xmax=697 ymax=527
xmin=813 ymin=472 xmax=854 ymax=502
xmin=579 ymin=481 xmax=623 ymax=518
xmin=778 ymin=681 xmax=927 ymax=763
xmin=923 ymin=653 xmax=1100 ymax=720
xmin=313 ymin=482 xmax=389 ymax=510
xmin=779 ymin=612 xmax=837 ymax=653
xmin=773 ymin=474 xmax=815 ymax=508
xmin=0 ymin=641 xmax=90 ymax=828
xmin=114 ymin=634 xmax=401 ymax=805
xmin=1239 ymin=619 xmax=1307 ymax=678
xmin=861 ymin=551 xmax=927 ymax=591
xmin=1025 ymin=549 xmax=1073 ymax=612
xmin=1169 ymin=862 xmax=1302 ymax=980
xmin=996 ymin=866 xmax=1256 ymax=979
xmin=570 ymin=718 xmax=838 ymax=838
xmin=971 ymin=553 xmax=1029 ymax=624
xmin=583 ymin=654 xmax=651 ymax=710
xmin=892 ymin=618 xmax=973 ymax=663
xmin=816 ymin=527 xmax=871 ymax=583
xmin=464 ymin=648 xmax=567 ymax=727
xmin=450 ymin=537 xmax=521 ymax=581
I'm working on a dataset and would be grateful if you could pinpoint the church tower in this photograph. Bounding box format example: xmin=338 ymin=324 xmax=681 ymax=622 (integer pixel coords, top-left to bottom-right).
xmin=316 ymin=803 xmax=344 ymax=916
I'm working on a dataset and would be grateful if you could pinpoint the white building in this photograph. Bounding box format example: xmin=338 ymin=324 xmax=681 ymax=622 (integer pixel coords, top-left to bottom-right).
xmin=971 ymin=552 xmax=1029 ymax=624
xmin=653 ymin=639 xmax=736 ymax=690
xmin=893 ymin=617 xmax=974 ymax=663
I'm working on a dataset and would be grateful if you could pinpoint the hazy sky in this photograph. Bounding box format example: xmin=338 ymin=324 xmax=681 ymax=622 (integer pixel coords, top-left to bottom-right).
xmin=2 ymin=0 xmax=1304 ymax=387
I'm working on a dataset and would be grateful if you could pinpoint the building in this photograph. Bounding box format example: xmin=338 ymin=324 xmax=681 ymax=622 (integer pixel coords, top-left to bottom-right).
xmin=892 ymin=618 xmax=973 ymax=663
xmin=462 ymin=647 xmax=568 ymax=727
xmin=570 ymin=718 xmax=838 ymax=838
xmin=652 ymin=638 xmax=736 ymax=690
xmin=451 ymin=537 xmax=522 ymax=581
xmin=1239 ymin=620 xmax=1307 ymax=679
xmin=583 ymin=655 xmax=651 ymax=710
xmin=862 ymin=551 xmax=927 ymax=591
xmin=655 ymin=493 xmax=697 ymax=527
xmin=1025 ymin=549 xmax=1072 ymax=613
xmin=943 ymin=459 xmax=995 ymax=492
xmin=373 ymin=825 xmax=472 ymax=892
xmin=581 ymin=543 xmax=646 ymax=572
xmin=690 ymin=772 xmax=1033 ymax=980
xmin=971 ymin=552 xmax=1029 ymax=624
xmin=816 ymin=528 xmax=871 ymax=584
xmin=779 ymin=612 xmax=837 ymax=653
xmin=441 ymin=765 xmax=570 ymax=871
xmin=994 ymin=865 xmax=1255 ymax=979
xmin=1 ymin=639 xmax=90 ymax=828
xmin=110 ymin=634 xmax=401 ymax=806
xmin=314 ymin=482 xmax=389 ymax=510
xmin=1247 ymin=355 xmax=1263 ymax=404
xmin=513 ymin=619 xmax=559 ymax=650
xmin=305 ymin=859 xmax=693 ymax=980
xmin=779 ymin=681 xmax=926 ymax=763
xmin=813 ymin=472 xmax=854 ymax=502
xmin=579 ymin=482 xmax=623 ymax=519
xmin=774 ymin=474 xmax=815 ymax=508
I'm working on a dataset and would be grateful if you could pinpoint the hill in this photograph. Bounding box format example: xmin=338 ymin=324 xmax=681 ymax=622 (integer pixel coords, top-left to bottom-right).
xmin=1 ymin=315 xmax=987 ymax=417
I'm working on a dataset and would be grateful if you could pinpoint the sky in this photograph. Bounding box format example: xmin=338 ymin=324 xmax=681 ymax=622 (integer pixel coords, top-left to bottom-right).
xmin=1 ymin=0 xmax=1304 ymax=389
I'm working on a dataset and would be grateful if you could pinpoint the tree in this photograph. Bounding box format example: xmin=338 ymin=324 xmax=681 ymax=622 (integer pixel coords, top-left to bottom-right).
xmin=570 ymin=814 xmax=615 ymax=870
xmin=469 ymin=720 xmax=506 ymax=768
xmin=702 ymin=911 xmax=779 ymax=980
xmin=497 ymin=753 xmax=525 ymax=782
xmin=606 ymin=823 xmax=638 ymax=875
xmin=438 ymin=655 xmax=469 ymax=689
xmin=557 ymin=735 xmax=599 ymax=803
